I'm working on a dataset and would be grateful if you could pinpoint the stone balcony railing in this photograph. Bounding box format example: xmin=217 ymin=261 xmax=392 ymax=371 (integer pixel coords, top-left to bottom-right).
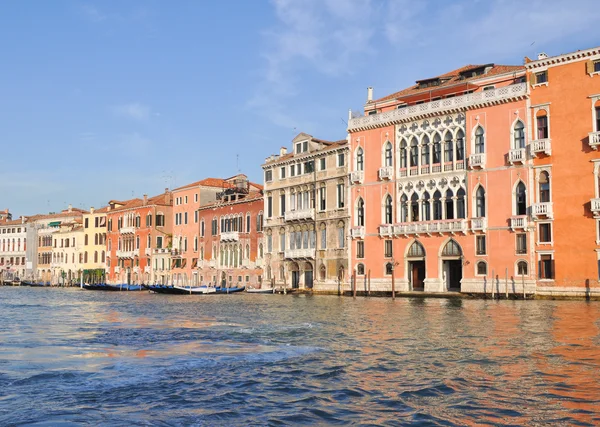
xmin=350 ymin=226 xmax=365 ymax=239
xmin=471 ymin=217 xmax=487 ymax=231
xmin=153 ymin=248 xmax=170 ymax=255
xmin=589 ymin=131 xmax=600 ymax=150
xmin=284 ymin=248 xmax=316 ymax=259
xmin=133 ymin=266 xmax=140 ymax=274
xmin=468 ymin=153 xmax=486 ymax=169
xmin=284 ymin=209 xmax=315 ymax=222
xmin=255 ymin=258 xmax=263 ymax=267
xmin=530 ymin=138 xmax=551 ymax=156
xmin=348 ymin=83 xmax=528 ymax=131
xmin=591 ymin=198 xmax=600 ymax=216
xmin=532 ymin=202 xmax=553 ymax=218
xmin=116 ymin=249 xmax=137 ymax=258
xmin=144 ymin=248 xmax=152 ymax=256
xmin=378 ymin=166 xmax=393 ymax=180
xmin=509 ymin=215 xmax=528 ymax=231
xmin=390 ymin=219 xmax=469 ymax=236
xmin=120 ymin=226 xmax=136 ymax=234
xmin=242 ymin=259 xmax=250 ymax=268
xmin=350 ymin=170 xmax=364 ymax=184
xmin=209 ymin=259 xmax=216 ymax=268
xmin=144 ymin=266 xmax=151 ymax=273
xmin=221 ymin=231 xmax=240 ymax=242
xmin=115 ymin=266 xmax=121 ymax=273
xmin=379 ymin=225 xmax=394 ymax=237
xmin=508 ymin=148 xmax=526 ymax=164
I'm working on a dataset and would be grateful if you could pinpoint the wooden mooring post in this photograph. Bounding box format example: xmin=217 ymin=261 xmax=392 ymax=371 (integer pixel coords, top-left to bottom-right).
xmin=491 ymin=269 xmax=495 ymax=299
xmin=391 ymin=266 xmax=396 ymax=300
xmin=367 ymin=270 xmax=371 ymax=296
xmin=352 ymin=270 xmax=357 ymax=298
xmin=505 ymin=268 xmax=509 ymax=299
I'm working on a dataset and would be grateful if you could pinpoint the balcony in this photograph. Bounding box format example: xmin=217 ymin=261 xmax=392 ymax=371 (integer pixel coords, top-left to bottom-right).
xmin=209 ymin=259 xmax=216 ymax=268
xmin=133 ymin=266 xmax=140 ymax=274
xmin=509 ymin=216 xmax=528 ymax=231
xmin=171 ymin=249 xmax=181 ymax=257
xmin=116 ymin=249 xmax=136 ymax=258
xmin=144 ymin=266 xmax=151 ymax=273
xmin=153 ymin=248 xmax=170 ymax=255
xmin=221 ymin=231 xmax=240 ymax=242
xmin=532 ymin=202 xmax=553 ymax=218
xmin=471 ymin=217 xmax=487 ymax=232
xmin=379 ymin=225 xmax=393 ymax=237
xmin=144 ymin=248 xmax=152 ymax=256
xmin=120 ymin=226 xmax=136 ymax=234
xmin=114 ymin=266 xmax=121 ymax=273
xmin=350 ymin=226 xmax=365 ymax=239
xmin=508 ymin=148 xmax=526 ymax=164
xmin=255 ymin=258 xmax=263 ymax=267
xmin=284 ymin=209 xmax=315 ymax=222
xmin=393 ymin=219 xmax=469 ymax=236
xmin=468 ymin=153 xmax=486 ymax=169
xmin=284 ymin=248 xmax=316 ymax=259
xmin=530 ymin=138 xmax=551 ymax=157
xmin=348 ymin=83 xmax=528 ymax=132
xmin=350 ymin=170 xmax=364 ymax=184
xmin=589 ymin=131 xmax=600 ymax=150
xmin=591 ymin=198 xmax=600 ymax=216
xmin=378 ymin=166 xmax=393 ymax=180
xmin=241 ymin=259 xmax=250 ymax=268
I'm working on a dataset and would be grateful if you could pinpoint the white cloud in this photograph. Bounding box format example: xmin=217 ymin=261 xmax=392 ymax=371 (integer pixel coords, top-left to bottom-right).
xmin=112 ymin=102 xmax=152 ymax=121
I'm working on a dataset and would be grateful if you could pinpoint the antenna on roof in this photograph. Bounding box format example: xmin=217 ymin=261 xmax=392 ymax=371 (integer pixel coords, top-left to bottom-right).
xmin=340 ymin=117 xmax=348 ymax=126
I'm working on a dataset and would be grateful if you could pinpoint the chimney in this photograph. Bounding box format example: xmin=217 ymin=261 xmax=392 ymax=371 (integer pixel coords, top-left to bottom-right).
xmin=537 ymin=52 xmax=548 ymax=60
xmin=90 ymin=207 xmax=95 ymax=214
xmin=348 ymin=109 xmax=352 ymax=122
xmin=367 ymin=87 xmax=373 ymax=102
xmin=279 ymin=147 xmax=288 ymax=156
xmin=165 ymin=188 xmax=172 ymax=205
xmin=21 ymin=217 xmax=25 ymax=224
xmin=143 ymin=194 xmax=148 ymax=206
xmin=68 ymin=204 xmax=72 ymax=212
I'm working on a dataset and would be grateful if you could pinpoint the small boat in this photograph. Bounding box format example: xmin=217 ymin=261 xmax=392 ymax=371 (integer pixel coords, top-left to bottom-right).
xmin=146 ymin=285 xmax=245 ymax=295
xmin=246 ymin=287 xmax=276 ymax=294
xmin=82 ymin=283 xmax=144 ymax=291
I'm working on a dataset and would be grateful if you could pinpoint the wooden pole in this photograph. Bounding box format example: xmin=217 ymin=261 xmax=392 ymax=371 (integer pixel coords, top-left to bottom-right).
xmin=391 ymin=266 xmax=396 ymax=300
xmin=367 ymin=269 xmax=371 ymax=296
xmin=352 ymin=270 xmax=357 ymax=298
xmin=505 ymin=267 xmax=509 ymax=299
xmin=491 ymin=269 xmax=495 ymax=299
xmin=522 ymin=273 xmax=526 ymax=299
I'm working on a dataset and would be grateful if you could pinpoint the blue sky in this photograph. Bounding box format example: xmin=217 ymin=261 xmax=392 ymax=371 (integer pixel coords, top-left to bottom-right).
xmin=0 ymin=0 xmax=597 ymax=217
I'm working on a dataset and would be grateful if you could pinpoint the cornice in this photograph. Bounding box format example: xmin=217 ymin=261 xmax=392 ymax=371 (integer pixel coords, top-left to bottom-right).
xmin=526 ymin=47 xmax=600 ymax=70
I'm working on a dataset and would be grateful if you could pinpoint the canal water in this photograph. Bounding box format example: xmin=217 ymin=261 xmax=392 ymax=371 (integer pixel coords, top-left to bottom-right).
xmin=1 ymin=288 xmax=600 ymax=426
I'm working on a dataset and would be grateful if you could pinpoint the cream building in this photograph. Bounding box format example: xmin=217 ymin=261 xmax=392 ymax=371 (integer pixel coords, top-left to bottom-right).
xmin=151 ymin=248 xmax=171 ymax=284
xmin=262 ymin=133 xmax=350 ymax=291
xmin=0 ymin=217 xmax=28 ymax=281
xmin=82 ymin=206 xmax=108 ymax=282
xmin=51 ymin=220 xmax=85 ymax=285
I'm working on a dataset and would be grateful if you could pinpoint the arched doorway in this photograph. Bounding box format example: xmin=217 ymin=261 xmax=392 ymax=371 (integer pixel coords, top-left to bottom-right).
xmin=406 ymin=240 xmax=426 ymax=291
xmin=441 ymin=239 xmax=462 ymax=291
xmin=304 ymin=262 xmax=313 ymax=289
xmin=289 ymin=262 xmax=300 ymax=288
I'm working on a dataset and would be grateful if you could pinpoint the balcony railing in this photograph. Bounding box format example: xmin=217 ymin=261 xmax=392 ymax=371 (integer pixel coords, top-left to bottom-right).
xmin=589 ymin=131 xmax=600 ymax=150
xmin=351 ymin=226 xmax=365 ymax=239
xmin=144 ymin=266 xmax=151 ymax=273
xmin=348 ymin=83 xmax=528 ymax=131
xmin=255 ymin=258 xmax=263 ymax=267
xmin=284 ymin=248 xmax=316 ymax=259
xmin=530 ymin=138 xmax=551 ymax=156
xmin=116 ymin=249 xmax=136 ymax=258
xmin=284 ymin=209 xmax=315 ymax=222
xmin=241 ymin=259 xmax=250 ymax=267
xmin=379 ymin=225 xmax=393 ymax=237
xmin=153 ymin=248 xmax=170 ymax=254
xmin=133 ymin=266 xmax=140 ymax=274
xmin=392 ymin=219 xmax=469 ymax=236
xmin=591 ymin=198 xmax=600 ymax=216
xmin=120 ymin=226 xmax=136 ymax=234
xmin=114 ymin=266 xmax=121 ymax=273
xmin=509 ymin=215 xmax=528 ymax=231
xmin=221 ymin=231 xmax=240 ymax=242
xmin=508 ymin=148 xmax=526 ymax=164
xmin=471 ymin=217 xmax=487 ymax=231
xmin=469 ymin=153 xmax=486 ymax=169
xmin=532 ymin=202 xmax=553 ymax=218
xmin=209 ymin=259 xmax=216 ymax=268
xmin=350 ymin=170 xmax=364 ymax=184
xmin=144 ymin=248 xmax=152 ymax=256
xmin=378 ymin=166 xmax=393 ymax=180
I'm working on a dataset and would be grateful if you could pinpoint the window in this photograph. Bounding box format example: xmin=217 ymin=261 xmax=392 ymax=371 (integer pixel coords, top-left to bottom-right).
xmin=456 ymin=130 xmax=464 ymax=161
xmin=280 ymin=167 xmax=286 ymax=179
xmin=433 ymin=191 xmax=442 ymax=220
xmin=444 ymin=132 xmax=453 ymax=162
xmin=539 ymin=255 xmax=554 ymax=279
xmin=290 ymin=164 xmax=295 ymax=177
xmin=516 ymin=234 xmax=527 ymax=254
xmin=84 ymin=218 xmax=89 ymax=228
xmin=539 ymin=223 xmax=552 ymax=243
xmin=319 ymin=187 xmax=326 ymax=211
xmin=535 ymin=71 xmax=548 ymax=84
xmin=280 ymin=233 xmax=286 ymax=252
xmin=385 ymin=262 xmax=393 ymax=275
xmin=384 ymin=240 xmax=393 ymax=258
xmin=433 ymin=134 xmax=441 ymax=164
xmin=407 ymin=241 xmax=425 ymax=257
xmin=511 ymin=182 xmax=526 ymax=216
xmin=320 ymin=158 xmax=326 ymax=171
xmin=456 ymin=188 xmax=466 ymax=219
xmin=475 ymin=187 xmax=486 ymax=217
xmin=338 ymin=223 xmax=345 ymax=248
xmin=357 ymin=263 xmax=365 ymax=275
xmin=421 ymin=192 xmax=430 ymax=221
xmin=596 ymin=61 xmax=600 ymax=73
xmin=320 ymin=226 xmax=327 ymax=249
xmin=185 ymin=196 xmax=188 ymax=204
xmin=146 ymin=214 xmax=152 ymax=226
xmin=357 ymin=198 xmax=365 ymax=226
xmin=400 ymin=139 xmax=407 ymax=168
xmin=357 ymin=241 xmax=364 ymax=259
xmin=421 ymin=135 xmax=430 ymax=166
xmin=537 ymin=115 xmax=549 ymax=139
xmin=265 ymin=170 xmax=273 ymax=182
xmin=156 ymin=214 xmax=165 ymax=227
xmin=303 ymin=141 xmax=308 ymax=152
xmin=195 ymin=193 xmax=198 ymax=203
xmin=280 ymin=194 xmax=286 ymax=216
xmin=184 ymin=212 xmax=188 ymax=225
xmin=596 ymin=105 xmax=600 ymax=131
xmin=476 ymin=235 xmax=486 ymax=255
xmin=410 ymin=138 xmax=418 ymax=167
xmin=445 ymin=189 xmax=454 ymax=220
xmin=256 ymin=212 xmax=263 ymax=232
xmin=194 ymin=211 xmax=199 ymax=224
xmin=267 ymin=196 xmax=273 ymax=218
xmin=517 ymin=261 xmax=528 ymax=276
xmin=475 ymin=126 xmax=485 ymax=154
xmin=539 ymin=171 xmax=550 ymax=203
xmin=246 ymin=214 xmax=250 ymax=233
xmin=267 ymin=234 xmax=272 ymax=252
xmin=476 ymin=261 xmax=487 ymax=275
xmin=337 ymin=183 xmax=345 ymax=208
xmin=384 ymin=196 xmax=393 ymax=224
xmin=296 ymin=143 xmax=301 ymax=154
xmin=384 ymin=142 xmax=393 ymax=167
xmin=514 ymin=121 xmax=525 ymax=149
xmin=337 ymin=153 xmax=345 ymax=167
xmin=304 ymin=161 xmax=315 ymax=174
xmin=356 ymin=148 xmax=364 ymax=171
xmin=410 ymin=193 xmax=419 ymax=222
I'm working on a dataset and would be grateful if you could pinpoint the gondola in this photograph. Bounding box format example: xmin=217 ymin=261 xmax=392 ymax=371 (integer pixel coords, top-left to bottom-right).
xmin=246 ymin=286 xmax=276 ymax=294
xmin=81 ymin=283 xmax=144 ymax=291
xmin=146 ymin=284 xmax=245 ymax=295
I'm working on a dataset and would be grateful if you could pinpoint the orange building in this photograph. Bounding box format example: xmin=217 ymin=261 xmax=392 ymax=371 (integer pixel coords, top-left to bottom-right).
xmin=105 ymin=190 xmax=173 ymax=285
xmin=525 ymin=46 xmax=600 ymax=297
xmin=348 ymin=63 xmax=536 ymax=295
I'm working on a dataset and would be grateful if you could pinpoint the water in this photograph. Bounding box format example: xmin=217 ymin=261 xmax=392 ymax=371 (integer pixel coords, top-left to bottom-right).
xmin=1 ymin=288 xmax=600 ymax=426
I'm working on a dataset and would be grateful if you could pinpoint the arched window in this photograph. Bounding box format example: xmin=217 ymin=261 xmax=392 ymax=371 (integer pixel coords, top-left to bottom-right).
xmin=456 ymin=130 xmax=465 ymax=161
xmin=400 ymin=139 xmax=407 ymax=169
xmin=444 ymin=131 xmax=453 ymax=162
xmin=421 ymin=135 xmax=430 ymax=166
xmin=84 ymin=235 xmax=88 ymax=245
xmin=410 ymin=137 xmax=418 ymax=167
xmin=433 ymin=133 xmax=442 ymax=164
xmin=385 ymin=262 xmax=393 ymax=275
xmin=445 ymin=189 xmax=454 ymax=220
xmin=400 ymin=194 xmax=408 ymax=222
xmin=410 ymin=193 xmax=419 ymax=222
xmin=94 ymin=251 xmax=98 ymax=263
xmin=476 ymin=261 xmax=487 ymax=275
xmin=433 ymin=191 xmax=442 ymax=220
xmin=539 ymin=171 xmax=550 ymax=203
xmin=516 ymin=182 xmax=527 ymax=215
xmin=517 ymin=260 xmax=528 ymax=275
xmin=384 ymin=195 xmax=393 ymax=224
xmin=475 ymin=126 xmax=485 ymax=154
xmin=456 ymin=188 xmax=466 ymax=219
xmin=384 ymin=143 xmax=393 ymax=167
xmin=407 ymin=241 xmax=425 ymax=257
xmin=84 ymin=251 xmax=88 ymax=263
xmin=442 ymin=239 xmax=462 ymax=257
xmin=320 ymin=265 xmax=326 ymax=280
xmin=357 ymin=263 xmax=365 ymax=275
xmin=475 ymin=186 xmax=486 ymax=217
xmin=357 ymin=198 xmax=365 ymax=226
xmin=101 ymin=251 xmax=105 ymax=263
xmin=94 ymin=233 xmax=98 ymax=245
xmin=422 ymin=192 xmax=431 ymax=221
xmin=357 ymin=147 xmax=364 ymax=171
xmin=514 ymin=120 xmax=525 ymax=149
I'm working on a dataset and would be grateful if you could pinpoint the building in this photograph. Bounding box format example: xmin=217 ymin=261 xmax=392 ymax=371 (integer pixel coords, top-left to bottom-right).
xmin=51 ymin=219 xmax=85 ymax=285
xmin=169 ymin=176 xmax=261 ymax=286
xmin=262 ymin=133 xmax=349 ymax=291
xmin=0 ymin=209 xmax=12 ymax=223
xmin=82 ymin=207 xmax=109 ymax=282
xmin=347 ymin=63 xmax=535 ymax=294
xmin=196 ymin=176 xmax=264 ymax=287
xmin=524 ymin=46 xmax=600 ymax=296
xmin=0 ymin=217 xmax=28 ymax=281
xmin=106 ymin=190 xmax=173 ymax=285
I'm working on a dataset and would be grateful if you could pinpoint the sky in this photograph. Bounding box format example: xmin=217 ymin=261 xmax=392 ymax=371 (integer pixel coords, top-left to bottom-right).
xmin=0 ymin=0 xmax=597 ymax=217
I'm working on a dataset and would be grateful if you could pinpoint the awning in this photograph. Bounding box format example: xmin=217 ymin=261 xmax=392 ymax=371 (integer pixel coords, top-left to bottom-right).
xmin=48 ymin=221 xmax=61 ymax=227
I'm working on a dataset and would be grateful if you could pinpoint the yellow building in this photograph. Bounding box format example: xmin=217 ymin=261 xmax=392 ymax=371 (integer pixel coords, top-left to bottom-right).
xmin=82 ymin=206 xmax=108 ymax=282
xmin=51 ymin=220 xmax=85 ymax=285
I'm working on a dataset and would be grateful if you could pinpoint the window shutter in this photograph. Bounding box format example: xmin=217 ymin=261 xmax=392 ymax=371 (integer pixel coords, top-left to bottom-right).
xmin=538 ymin=260 xmax=542 ymax=279
xmin=587 ymin=60 xmax=594 ymax=74
xmin=531 ymin=72 xmax=537 ymax=86
xmin=550 ymin=259 xmax=555 ymax=279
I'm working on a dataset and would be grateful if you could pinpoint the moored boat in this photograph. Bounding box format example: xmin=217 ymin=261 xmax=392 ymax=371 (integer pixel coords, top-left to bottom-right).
xmin=146 ymin=285 xmax=245 ymax=295
xmin=246 ymin=286 xmax=276 ymax=294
